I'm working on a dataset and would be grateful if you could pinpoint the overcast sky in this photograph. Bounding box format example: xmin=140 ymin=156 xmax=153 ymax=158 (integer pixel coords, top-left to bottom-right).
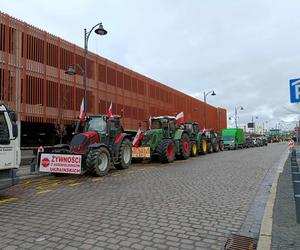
xmin=1 ymin=0 xmax=300 ymax=130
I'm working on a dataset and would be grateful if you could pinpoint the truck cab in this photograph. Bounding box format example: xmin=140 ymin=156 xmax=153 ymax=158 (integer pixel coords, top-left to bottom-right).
xmin=0 ymin=104 xmax=20 ymax=189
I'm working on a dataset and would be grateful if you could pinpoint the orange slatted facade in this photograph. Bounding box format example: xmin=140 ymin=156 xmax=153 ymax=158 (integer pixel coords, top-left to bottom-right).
xmin=0 ymin=12 xmax=227 ymax=134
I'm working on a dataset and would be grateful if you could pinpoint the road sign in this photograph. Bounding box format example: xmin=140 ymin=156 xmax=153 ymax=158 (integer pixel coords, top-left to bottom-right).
xmin=288 ymin=139 xmax=295 ymax=149
xmin=290 ymin=78 xmax=300 ymax=103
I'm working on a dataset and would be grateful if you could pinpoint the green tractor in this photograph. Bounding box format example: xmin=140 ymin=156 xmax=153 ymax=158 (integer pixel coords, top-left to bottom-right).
xmin=140 ymin=116 xmax=191 ymax=163
xmin=205 ymin=129 xmax=224 ymax=153
xmin=41 ymin=115 xmax=132 ymax=177
xmin=182 ymin=122 xmax=208 ymax=157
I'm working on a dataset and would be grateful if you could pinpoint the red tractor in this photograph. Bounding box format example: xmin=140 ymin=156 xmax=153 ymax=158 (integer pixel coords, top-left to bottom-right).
xmin=46 ymin=115 xmax=132 ymax=176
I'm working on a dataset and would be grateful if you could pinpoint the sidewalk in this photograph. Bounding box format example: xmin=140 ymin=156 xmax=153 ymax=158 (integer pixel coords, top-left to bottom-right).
xmin=271 ymin=149 xmax=300 ymax=249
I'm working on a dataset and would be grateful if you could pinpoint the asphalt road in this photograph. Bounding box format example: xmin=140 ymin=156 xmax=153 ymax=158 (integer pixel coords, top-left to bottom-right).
xmin=0 ymin=143 xmax=287 ymax=250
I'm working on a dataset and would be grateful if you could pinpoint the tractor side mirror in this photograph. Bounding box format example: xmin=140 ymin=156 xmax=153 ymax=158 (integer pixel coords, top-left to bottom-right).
xmin=12 ymin=123 xmax=18 ymax=138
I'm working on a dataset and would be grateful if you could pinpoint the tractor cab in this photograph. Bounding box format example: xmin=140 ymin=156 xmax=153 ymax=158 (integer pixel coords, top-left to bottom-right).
xmin=182 ymin=122 xmax=200 ymax=136
xmin=150 ymin=116 xmax=177 ymax=138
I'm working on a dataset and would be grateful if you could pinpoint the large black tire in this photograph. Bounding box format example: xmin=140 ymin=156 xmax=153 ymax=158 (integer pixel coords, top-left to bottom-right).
xmin=200 ymin=137 xmax=207 ymax=155
xmin=157 ymin=139 xmax=175 ymax=163
xmin=219 ymin=141 xmax=224 ymax=151
xmin=86 ymin=147 xmax=111 ymax=176
xmin=115 ymin=139 xmax=132 ymax=170
xmin=179 ymin=133 xmax=190 ymax=160
xmin=207 ymin=143 xmax=213 ymax=153
xmin=190 ymin=141 xmax=198 ymax=157
xmin=51 ymin=148 xmax=70 ymax=177
xmin=213 ymin=142 xmax=219 ymax=152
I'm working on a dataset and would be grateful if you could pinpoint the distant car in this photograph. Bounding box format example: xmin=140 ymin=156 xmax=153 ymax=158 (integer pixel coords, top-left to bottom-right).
xmin=256 ymin=138 xmax=264 ymax=147
xmin=245 ymin=137 xmax=254 ymax=148
xmin=261 ymin=137 xmax=268 ymax=146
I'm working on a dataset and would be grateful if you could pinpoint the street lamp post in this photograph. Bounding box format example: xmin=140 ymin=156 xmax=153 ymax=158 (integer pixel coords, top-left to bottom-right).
xmin=66 ymin=22 xmax=107 ymax=120
xmin=234 ymin=106 xmax=244 ymax=128
xmin=203 ymin=90 xmax=216 ymax=129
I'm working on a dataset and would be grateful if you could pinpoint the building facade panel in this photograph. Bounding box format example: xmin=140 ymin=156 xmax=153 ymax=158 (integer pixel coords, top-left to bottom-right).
xmin=0 ymin=12 xmax=227 ymax=141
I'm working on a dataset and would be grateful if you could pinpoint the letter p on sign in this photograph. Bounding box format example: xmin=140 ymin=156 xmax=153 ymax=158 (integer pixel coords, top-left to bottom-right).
xmin=290 ymin=78 xmax=300 ymax=103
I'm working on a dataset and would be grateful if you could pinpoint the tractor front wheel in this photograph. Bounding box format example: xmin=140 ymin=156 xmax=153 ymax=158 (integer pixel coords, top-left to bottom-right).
xmin=190 ymin=141 xmax=198 ymax=157
xmin=115 ymin=139 xmax=132 ymax=170
xmin=219 ymin=141 xmax=224 ymax=151
xmin=86 ymin=147 xmax=111 ymax=176
xmin=200 ymin=138 xmax=207 ymax=155
xmin=158 ymin=139 xmax=175 ymax=163
xmin=179 ymin=133 xmax=190 ymax=160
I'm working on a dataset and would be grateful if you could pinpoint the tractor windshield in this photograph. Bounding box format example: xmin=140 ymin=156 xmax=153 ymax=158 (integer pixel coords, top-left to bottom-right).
xmin=151 ymin=119 xmax=162 ymax=129
xmin=84 ymin=117 xmax=106 ymax=133
xmin=185 ymin=124 xmax=193 ymax=132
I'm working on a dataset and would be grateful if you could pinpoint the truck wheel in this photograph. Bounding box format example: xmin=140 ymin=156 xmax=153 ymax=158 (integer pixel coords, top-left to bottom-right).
xmin=86 ymin=147 xmax=111 ymax=176
xmin=208 ymin=143 xmax=213 ymax=153
xmin=201 ymin=138 xmax=207 ymax=155
xmin=190 ymin=141 xmax=198 ymax=157
xmin=158 ymin=139 xmax=175 ymax=163
xmin=179 ymin=133 xmax=190 ymax=159
xmin=219 ymin=141 xmax=224 ymax=151
xmin=115 ymin=139 xmax=132 ymax=170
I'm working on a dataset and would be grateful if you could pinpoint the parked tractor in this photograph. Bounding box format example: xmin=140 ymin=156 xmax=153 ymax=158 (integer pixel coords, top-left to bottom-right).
xmin=140 ymin=116 xmax=191 ymax=163
xmin=40 ymin=115 xmax=132 ymax=176
xmin=204 ymin=129 xmax=224 ymax=153
xmin=182 ymin=122 xmax=207 ymax=157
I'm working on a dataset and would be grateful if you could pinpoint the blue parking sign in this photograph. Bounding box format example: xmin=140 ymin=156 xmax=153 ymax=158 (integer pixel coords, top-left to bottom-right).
xmin=290 ymin=78 xmax=300 ymax=103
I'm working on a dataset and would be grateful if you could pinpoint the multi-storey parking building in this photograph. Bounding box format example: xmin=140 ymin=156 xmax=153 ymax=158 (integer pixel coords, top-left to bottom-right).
xmin=0 ymin=12 xmax=227 ymax=146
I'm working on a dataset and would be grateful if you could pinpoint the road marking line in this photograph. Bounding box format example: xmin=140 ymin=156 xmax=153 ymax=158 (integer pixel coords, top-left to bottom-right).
xmin=0 ymin=197 xmax=18 ymax=203
xmin=92 ymin=177 xmax=103 ymax=182
xmin=36 ymin=189 xmax=52 ymax=195
xmin=68 ymin=183 xmax=81 ymax=186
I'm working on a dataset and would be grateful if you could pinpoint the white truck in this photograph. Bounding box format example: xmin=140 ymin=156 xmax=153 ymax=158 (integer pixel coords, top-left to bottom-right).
xmin=0 ymin=104 xmax=20 ymax=189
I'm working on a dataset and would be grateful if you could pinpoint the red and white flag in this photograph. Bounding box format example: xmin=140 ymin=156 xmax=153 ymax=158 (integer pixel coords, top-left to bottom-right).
xmin=107 ymin=101 xmax=112 ymax=119
xmin=202 ymin=128 xmax=206 ymax=134
xmin=149 ymin=116 xmax=152 ymax=129
xmin=175 ymin=112 xmax=184 ymax=123
xmin=79 ymin=98 xmax=84 ymax=123
xmin=132 ymin=128 xmax=143 ymax=147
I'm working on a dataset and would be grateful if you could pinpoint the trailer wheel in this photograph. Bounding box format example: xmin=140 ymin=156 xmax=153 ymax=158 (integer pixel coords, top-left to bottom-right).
xmin=179 ymin=133 xmax=190 ymax=160
xmin=158 ymin=139 xmax=175 ymax=163
xmin=115 ymin=139 xmax=132 ymax=170
xmin=86 ymin=147 xmax=111 ymax=176
xmin=190 ymin=141 xmax=198 ymax=157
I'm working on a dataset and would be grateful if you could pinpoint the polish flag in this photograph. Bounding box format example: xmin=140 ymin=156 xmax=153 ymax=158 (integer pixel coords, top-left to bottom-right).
xmin=175 ymin=112 xmax=184 ymax=123
xmin=202 ymin=128 xmax=206 ymax=134
xmin=149 ymin=116 xmax=152 ymax=129
xmin=107 ymin=101 xmax=112 ymax=119
xmin=79 ymin=98 xmax=84 ymax=123
xmin=132 ymin=128 xmax=143 ymax=147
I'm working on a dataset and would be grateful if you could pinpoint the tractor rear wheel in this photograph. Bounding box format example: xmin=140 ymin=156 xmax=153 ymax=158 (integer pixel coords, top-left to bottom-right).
xmin=157 ymin=139 xmax=175 ymax=163
xmin=213 ymin=142 xmax=219 ymax=152
xmin=179 ymin=133 xmax=190 ymax=160
xmin=190 ymin=141 xmax=198 ymax=157
xmin=86 ymin=147 xmax=111 ymax=176
xmin=200 ymin=137 xmax=207 ymax=155
xmin=115 ymin=139 xmax=132 ymax=170
xmin=207 ymin=143 xmax=213 ymax=153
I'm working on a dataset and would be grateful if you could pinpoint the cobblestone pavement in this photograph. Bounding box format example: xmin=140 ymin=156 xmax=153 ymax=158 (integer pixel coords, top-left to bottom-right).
xmin=0 ymin=143 xmax=286 ymax=250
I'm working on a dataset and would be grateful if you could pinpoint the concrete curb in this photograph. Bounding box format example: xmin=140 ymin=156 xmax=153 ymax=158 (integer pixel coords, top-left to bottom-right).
xmin=257 ymin=149 xmax=289 ymax=250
